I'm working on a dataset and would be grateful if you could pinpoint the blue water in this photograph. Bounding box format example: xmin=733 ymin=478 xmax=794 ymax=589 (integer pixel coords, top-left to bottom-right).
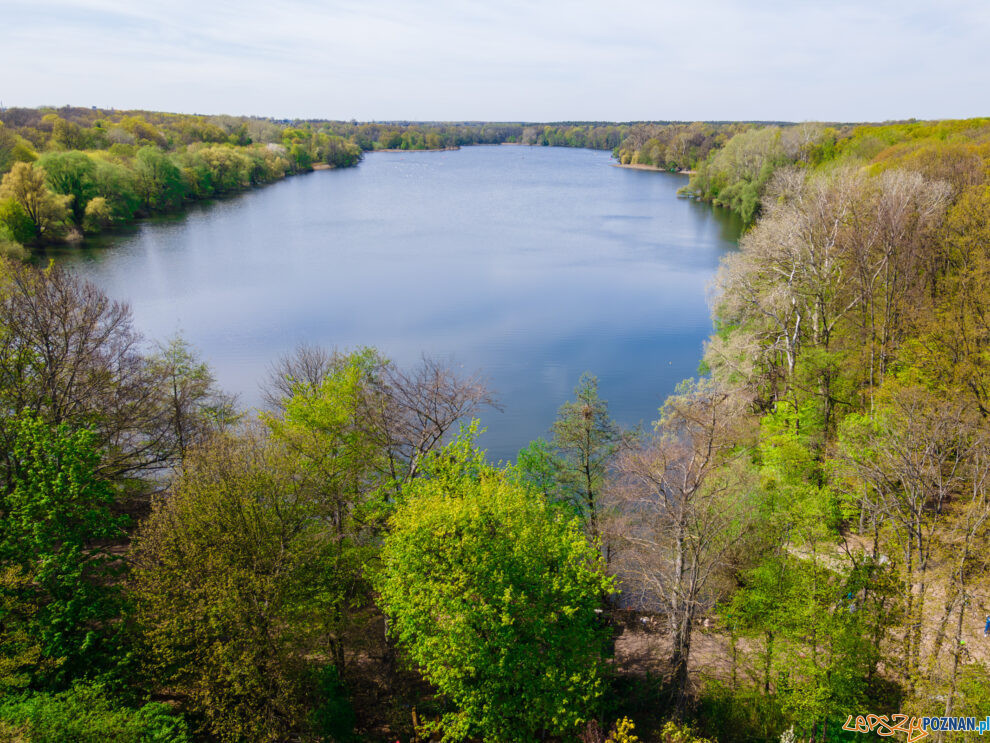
xmin=52 ymin=146 xmax=741 ymax=462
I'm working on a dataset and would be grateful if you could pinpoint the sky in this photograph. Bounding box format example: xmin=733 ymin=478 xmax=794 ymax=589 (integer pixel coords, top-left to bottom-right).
xmin=2 ymin=0 xmax=988 ymax=122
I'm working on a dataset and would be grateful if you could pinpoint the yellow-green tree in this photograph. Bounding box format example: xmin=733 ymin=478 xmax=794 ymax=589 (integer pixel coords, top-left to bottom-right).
xmin=0 ymin=162 xmax=70 ymax=241
xmin=376 ymin=432 xmax=614 ymax=742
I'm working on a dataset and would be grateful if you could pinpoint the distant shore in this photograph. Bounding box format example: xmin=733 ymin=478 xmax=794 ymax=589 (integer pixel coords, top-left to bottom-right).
xmin=611 ymin=163 xmax=696 ymax=175
xmin=372 ymin=146 xmax=461 ymax=153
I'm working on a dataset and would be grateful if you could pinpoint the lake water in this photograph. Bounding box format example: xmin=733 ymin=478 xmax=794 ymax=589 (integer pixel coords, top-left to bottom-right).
xmin=50 ymin=146 xmax=742 ymax=462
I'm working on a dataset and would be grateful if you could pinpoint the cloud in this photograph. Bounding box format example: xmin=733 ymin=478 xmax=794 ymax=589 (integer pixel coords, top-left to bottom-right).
xmin=2 ymin=0 xmax=988 ymax=120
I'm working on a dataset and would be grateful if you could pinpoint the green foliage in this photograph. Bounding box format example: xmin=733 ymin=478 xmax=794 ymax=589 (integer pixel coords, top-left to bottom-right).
xmin=0 ymin=413 xmax=128 ymax=691
xmin=0 ymin=684 xmax=190 ymax=743
xmin=134 ymin=146 xmax=184 ymax=211
xmin=512 ymin=436 xmax=562 ymax=499
xmin=0 ymin=163 xmax=70 ymax=241
xmin=91 ymin=158 xmax=140 ymax=222
xmin=613 ymin=122 xmax=739 ymax=171
xmin=36 ymin=151 xmax=97 ymax=224
xmin=0 ymin=123 xmax=37 ymax=175
xmin=0 ymin=199 xmax=35 ymax=244
xmin=951 ymin=664 xmax=990 ymax=718
xmin=81 ymin=196 xmax=112 ymax=233
xmin=146 ymin=334 xmax=239 ymax=456
xmin=696 ymin=681 xmax=786 ymax=743
xmin=310 ymin=665 xmax=356 ymax=743
xmin=660 ymin=720 xmax=716 ymax=743
xmin=324 ymin=136 xmax=363 ymax=168
xmin=0 ymin=567 xmax=46 ymax=693
xmin=376 ymin=432 xmax=614 ymax=742
xmin=549 ymin=373 xmax=623 ymax=540
xmin=132 ymin=432 xmax=349 ymax=743
xmin=688 ymin=127 xmax=791 ymax=223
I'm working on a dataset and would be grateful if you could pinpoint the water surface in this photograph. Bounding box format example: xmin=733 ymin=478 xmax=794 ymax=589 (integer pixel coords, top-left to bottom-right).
xmin=51 ymin=146 xmax=741 ymax=462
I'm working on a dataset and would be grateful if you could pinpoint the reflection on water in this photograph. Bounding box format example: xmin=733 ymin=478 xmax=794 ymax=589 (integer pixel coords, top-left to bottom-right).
xmin=47 ymin=146 xmax=741 ymax=462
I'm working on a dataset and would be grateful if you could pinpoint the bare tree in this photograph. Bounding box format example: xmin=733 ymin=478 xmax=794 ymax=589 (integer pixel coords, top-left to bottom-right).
xmin=837 ymin=386 xmax=976 ymax=690
xmin=376 ymin=355 xmax=497 ymax=483
xmin=262 ymin=345 xmax=497 ymax=487
xmin=0 ymin=259 xmax=211 ymax=485
xmin=846 ymin=170 xmax=951 ymax=402
xmin=262 ymin=343 xmax=343 ymax=411
xmin=714 ymin=166 xmax=950 ymax=426
xmin=606 ymin=380 xmax=754 ymax=708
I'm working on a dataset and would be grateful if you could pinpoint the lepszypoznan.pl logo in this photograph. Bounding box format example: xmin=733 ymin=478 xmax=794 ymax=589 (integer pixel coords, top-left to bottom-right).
xmin=842 ymin=714 xmax=990 ymax=741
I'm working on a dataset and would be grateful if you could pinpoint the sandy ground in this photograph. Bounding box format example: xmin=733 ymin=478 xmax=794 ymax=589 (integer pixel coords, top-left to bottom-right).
xmin=610 ymin=535 xmax=990 ymax=700
xmin=611 ymin=163 xmax=695 ymax=175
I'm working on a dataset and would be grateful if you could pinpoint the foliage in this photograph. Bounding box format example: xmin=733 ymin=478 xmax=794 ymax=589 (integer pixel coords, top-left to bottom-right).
xmin=37 ymin=151 xmax=97 ymax=224
xmin=548 ymin=373 xmax=625 ymax=543
xmin=687 ymin=127 xmax=794 ymax=223
xmin=0 ymin=198 xmax=35 ymax=244
xmin=0 ymin=259 xmax=221 ymax=479
xmin=606 ymin=717 xmax=640 ymax=743
xmin=376 ymin=432 xmax=614 ymax=742
xmin=81 ymin=196 xmax=112 ymax=233
xmin=0 ymin=163 xmax=70 ymax=241
xmin=614 ymin=122 xmax=743 ymax=171
xmin=0 ymin=683 xmax=190 ymax=743
xmin=695 ymin=681 xmax=786 ymax=743
xmin=0 ymin=413 xmax=128 ymax=691
xmin=131 ymin=431 xmax=347 ymax=743
xmin=324 ymin=136 xmax=363 ymax=168
xmin=660 ymin=720 xmax=716 ymax=743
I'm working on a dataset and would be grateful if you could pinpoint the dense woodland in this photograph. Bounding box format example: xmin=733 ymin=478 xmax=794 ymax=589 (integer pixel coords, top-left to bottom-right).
xmin=1 ymin=112 xmax=990 ymax=742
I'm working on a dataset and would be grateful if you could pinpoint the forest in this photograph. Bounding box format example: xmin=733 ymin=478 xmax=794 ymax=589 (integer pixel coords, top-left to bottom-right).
xmin=1 ymin=113 xmax=990 ymax=742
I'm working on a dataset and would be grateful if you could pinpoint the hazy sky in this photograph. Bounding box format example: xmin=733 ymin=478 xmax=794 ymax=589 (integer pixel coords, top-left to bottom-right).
xmin=3 ymin=0 xmax=988 ymax=121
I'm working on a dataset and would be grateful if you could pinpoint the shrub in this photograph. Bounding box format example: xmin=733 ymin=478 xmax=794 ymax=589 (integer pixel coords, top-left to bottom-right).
xmin=0 ymin=684 xmax=190 ymax=743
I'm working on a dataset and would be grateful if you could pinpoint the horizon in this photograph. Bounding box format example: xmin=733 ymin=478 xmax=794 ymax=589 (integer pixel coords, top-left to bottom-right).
xmin=2 ymin=103 xmax=982 ymax=128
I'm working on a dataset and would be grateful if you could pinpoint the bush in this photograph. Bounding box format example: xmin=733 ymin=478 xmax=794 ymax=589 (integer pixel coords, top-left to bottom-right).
xmin=0 ymin=684 xmax=190 ymax=743
xmin=660 ymin=721 xmax=716 ymax=743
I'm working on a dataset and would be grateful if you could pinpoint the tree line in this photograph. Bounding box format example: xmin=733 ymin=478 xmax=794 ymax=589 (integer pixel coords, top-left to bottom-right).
xmin=682 ymin=117 xmax=990 ymax=223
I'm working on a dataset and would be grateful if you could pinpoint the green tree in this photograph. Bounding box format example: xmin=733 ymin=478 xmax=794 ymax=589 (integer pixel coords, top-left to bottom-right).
xmin=0 ymin=163 xmax=70 ymax=241
xmin=376 ymin=432 xmax=613 ymax=742
xmin=0 ymin=413 xmax=127 ymax=690
xmin=132 ymin=431 xmax=350 ymax=743
xmin=146 ymin=335 xmax=239 ymax=460
xmin=37 ymin=151 xmax=97 ymax=225
xmin=0 ymin=199 xmax=35 ymax=245
xmin=91 ymin=159 xmax=140 ymax=222
xmin=133 ymin=146 xmax=184 ymax=211
xmin=324 ymin=136 xmax=363 ymax=168
xmin=263 ymin=348 xmax=388 ymax=671
xmin=551 ymin=373 xmax=623 ymax=545
xmin=81 ymin=196 xmax=112 ymax=233
xmin=0 ymin=124 xmax=37 ymax=175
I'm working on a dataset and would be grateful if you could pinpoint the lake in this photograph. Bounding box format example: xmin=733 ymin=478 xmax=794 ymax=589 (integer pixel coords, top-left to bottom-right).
xmin=50 ymin=146 xmax=742 ymax=462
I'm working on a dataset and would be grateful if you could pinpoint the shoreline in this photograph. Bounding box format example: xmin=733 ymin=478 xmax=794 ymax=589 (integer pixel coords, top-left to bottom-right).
xmin=611 ymin=163 xmax=695 ymax=175
xmin=371 ymin=146 xmax=461 ymax=153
